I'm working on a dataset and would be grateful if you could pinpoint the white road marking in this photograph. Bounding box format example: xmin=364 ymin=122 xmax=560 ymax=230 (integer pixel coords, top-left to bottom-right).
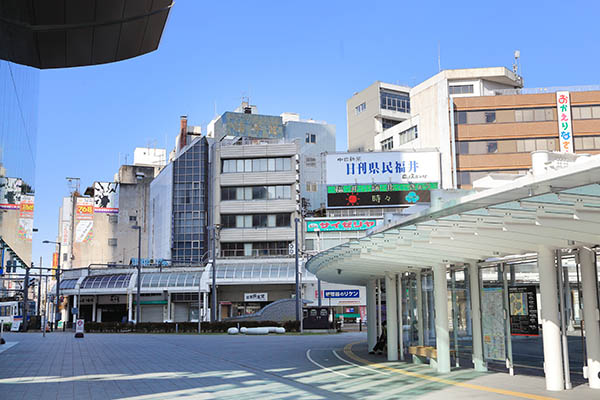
xmin=332 ymin=350 xmax=390 ymax=375
xmin=306 ymin=349 xmax=350 ymax=378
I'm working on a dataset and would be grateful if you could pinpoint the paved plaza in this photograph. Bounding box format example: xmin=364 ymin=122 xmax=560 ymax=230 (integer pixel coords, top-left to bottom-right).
xmin=0 ymin=331 xmax=597 ymax=399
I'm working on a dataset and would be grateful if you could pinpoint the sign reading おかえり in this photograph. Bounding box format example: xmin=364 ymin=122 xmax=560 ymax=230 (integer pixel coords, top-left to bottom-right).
xmin=556 ymin=91 xmax=574 ymax=153
xmin=326 ymin=152 xmax=441 ymax=186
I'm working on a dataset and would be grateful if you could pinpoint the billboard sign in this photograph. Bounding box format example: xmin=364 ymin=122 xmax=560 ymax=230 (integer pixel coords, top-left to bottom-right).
xmin=324 ymin=289 xmax=360 ymax=298
xmin=17 ymin=195 xmax=34 ymax=241
xmin=556 ymin=91 xmax=574 ymax=153
xmin=326 ymin=152 xmax=440 ymax=186
xmin=244 ymin=292 xmax=268 ymax=302
xmin=94 ymin=182 xmax=119 ymax=214
xmin=75 ymin=198 xmax=94 ymax=243
xmin=328 ymin=189 xmax=431 ymax=208
xmin=306 ymin=219 xmax=376 ymax=232
xmin=0 ymin=177 xmax=22 ymax=210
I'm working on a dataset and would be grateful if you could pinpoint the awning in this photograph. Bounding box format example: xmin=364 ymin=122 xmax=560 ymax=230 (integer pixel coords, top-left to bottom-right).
xmin=80 ymin=274 xmax=131 ymax=290
xmin=306 ymin=154 xmax=600 ymax=286
xmin=216 ymin=263 xmax=296 ymax=283
xmin=141 ymin=272 xmax=201 ymax=289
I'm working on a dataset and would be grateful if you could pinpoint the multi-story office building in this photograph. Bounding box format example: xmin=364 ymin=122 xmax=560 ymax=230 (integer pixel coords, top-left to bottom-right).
xmin=149 ymin=130 xmax=210 ymax=265
xmin=0 ymin=60 xmax=39 ymax=296
xmin=352 ymin=68 xmax=523 ymax=189
xmin=207 ymin=104 xmax=335 ymax=318
xmin=347 ymin=82 xmax=410 ymax=152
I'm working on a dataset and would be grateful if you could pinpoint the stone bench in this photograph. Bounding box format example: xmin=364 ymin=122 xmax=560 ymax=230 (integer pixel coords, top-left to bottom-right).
xmin=408 ymin=345 xmax=455 ymax=369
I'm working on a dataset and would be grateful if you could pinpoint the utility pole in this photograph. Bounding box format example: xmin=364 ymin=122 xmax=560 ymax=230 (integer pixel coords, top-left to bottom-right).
xmin=37 ymin=256 xmax=42 ymax=315
xmin=295 ymin=217 xmax=300 ymax=322
xmin=23 ymin=263 xmax=30 ymax=331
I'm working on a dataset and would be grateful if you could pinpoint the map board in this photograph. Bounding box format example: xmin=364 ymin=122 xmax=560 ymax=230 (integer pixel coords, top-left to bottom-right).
xmin=509 ymin=286 xmax=539 ymax=336
xmin=481 ymin=287 xmax=506 ymax=361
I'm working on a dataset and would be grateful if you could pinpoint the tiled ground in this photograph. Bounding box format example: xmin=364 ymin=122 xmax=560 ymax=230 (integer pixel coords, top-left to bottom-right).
xmin=0 ymin=331 xmax=596 ymax=399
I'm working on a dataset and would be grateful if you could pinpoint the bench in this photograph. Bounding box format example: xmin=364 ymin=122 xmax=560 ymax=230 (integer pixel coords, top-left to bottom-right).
xmin=408 ymin=346 xmax=456 ymax=369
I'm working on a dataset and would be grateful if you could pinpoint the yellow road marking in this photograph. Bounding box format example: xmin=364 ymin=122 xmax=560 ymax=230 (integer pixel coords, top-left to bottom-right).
xmin=343 ymin=341 xmax=558 ymax=400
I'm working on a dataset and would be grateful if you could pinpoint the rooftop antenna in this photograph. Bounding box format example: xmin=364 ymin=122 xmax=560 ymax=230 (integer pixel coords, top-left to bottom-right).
xmin=437 ymin=41 xmax=441 ymax=72
xmin=66 ymin=177 xmax=80 ymax=196
xmin=513 ymin=50 xmax=521 ymax=75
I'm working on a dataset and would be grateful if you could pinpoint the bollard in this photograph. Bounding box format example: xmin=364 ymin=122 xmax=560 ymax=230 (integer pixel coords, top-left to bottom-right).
xmin=0 ymin=322 xmax=4 ymax=345
xmin=359 ymin=318 xmax=362 ymax=332
xmin=175 ymin=323 xmax=178 ymax=334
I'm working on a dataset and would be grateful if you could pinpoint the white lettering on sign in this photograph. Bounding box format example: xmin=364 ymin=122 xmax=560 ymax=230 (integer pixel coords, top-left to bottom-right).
xmin=556 ymin=91 xmax=574 ymax=153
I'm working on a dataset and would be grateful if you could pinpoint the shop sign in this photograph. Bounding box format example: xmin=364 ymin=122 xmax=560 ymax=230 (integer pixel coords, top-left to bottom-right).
xmin=306 ymin=219 xmax=376 ymax=232
xmin=244 ymin=293 xmax=268 ymax=302
xmin=326 ymin=151 xmax=440 ymax=185
xmin=328 ymin=189 xmax=431 ymax=208
xmin=509 ymin=285 xmax=539 ymax=336
xmin=76 ymin=319 xmax=85 ymax=334
xmin=324 ymin=289 xmax=359 ymax=298
xmin=556 ymin=91 xmax=574 ymax=153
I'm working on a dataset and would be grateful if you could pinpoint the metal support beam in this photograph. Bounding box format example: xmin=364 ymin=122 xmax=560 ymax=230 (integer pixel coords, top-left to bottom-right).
xmin=367 ymin=279 xmax=377 ymax=352
xmin=469 ymin=264 xmax=486 ymax=371
xmin=433 ymin=264 xmax=451 ymax=373
xmin=385 ymin=273 xmax=398 ymax=361
xmin=580 ymin=247 xmax=600 ymax=389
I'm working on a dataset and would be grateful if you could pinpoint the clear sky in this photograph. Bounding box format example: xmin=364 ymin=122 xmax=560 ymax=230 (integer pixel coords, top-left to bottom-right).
xmin=32 ymin=0 xmax=600 ymax=264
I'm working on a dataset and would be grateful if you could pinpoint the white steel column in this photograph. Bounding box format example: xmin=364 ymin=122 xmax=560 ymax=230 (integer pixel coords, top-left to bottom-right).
xmin=92 ymin=296 xmax=97 ymax=322
xmin=416 ymin=271 xmax=425 ymax=346
xmin=538 ymin=246 xmax=565 ymax=391
xmin=433 ymin=264 xmax=451 ymax=373
xmin=385 ymin=273 xmax=398 ymax=361
xmin=579 ymin=247 xmax=600 ymax=389
xmin=377 ymin=278 xmax=383 ymax=337
xmin=127 ymin=291 xmax=133 ymax=322
xmin=167 ymin=292 xmax=172 ymax=321
xmin=397 ymin=273 xmax=404 ymax=360
xmin=469 ymin=264 xmax=486 ymax=371
xmin=366 ymin=279 xmax=377 ymax=352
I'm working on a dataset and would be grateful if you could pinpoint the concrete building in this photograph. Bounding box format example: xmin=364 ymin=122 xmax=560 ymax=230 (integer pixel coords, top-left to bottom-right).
xmin=347 ymin=82 xmax=410 ymax=152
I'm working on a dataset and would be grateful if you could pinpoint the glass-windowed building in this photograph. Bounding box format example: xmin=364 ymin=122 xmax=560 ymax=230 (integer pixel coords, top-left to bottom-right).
xmin=149 ymin=137 xmax=209 ymax=264
xmin=0 ymin=60 xmax=39 ymax=275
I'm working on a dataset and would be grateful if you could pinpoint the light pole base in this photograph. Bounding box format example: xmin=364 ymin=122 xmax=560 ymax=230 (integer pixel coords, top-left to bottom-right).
xmin=74 ymin=332 xmax=84 ymax=338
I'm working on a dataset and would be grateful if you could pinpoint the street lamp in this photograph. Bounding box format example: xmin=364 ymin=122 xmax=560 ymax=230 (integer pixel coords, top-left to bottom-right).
xmin=131 ymin=225 xmax=142 ymax=325
xmin=42 ymin=240 xmax=61 ymax=329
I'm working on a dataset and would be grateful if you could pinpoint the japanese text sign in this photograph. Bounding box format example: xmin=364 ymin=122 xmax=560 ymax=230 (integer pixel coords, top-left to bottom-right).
xmin=306 ymin=219 xmax=376 ymax=232
xmin=326 ymin=152 xmax=440 ymax=185
xmin=324 ymin=290 xmax=360 ymax=298
xmin=556 ymin=91 xmax=574 ymax=153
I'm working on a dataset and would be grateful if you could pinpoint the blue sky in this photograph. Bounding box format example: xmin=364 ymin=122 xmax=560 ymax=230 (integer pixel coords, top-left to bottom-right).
xmin=32 ymin=1 xmax=600 ymax=264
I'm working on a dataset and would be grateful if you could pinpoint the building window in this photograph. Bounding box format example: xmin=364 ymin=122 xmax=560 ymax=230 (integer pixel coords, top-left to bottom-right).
xmin=380 ymin=90 xmax=410 ymax=113
xmin=108 ymin=238 xmax=117 ymax=247
xmin=221 ymin=241 xmax=292 ymax=257
xmin=222 ymin=157 xmax=291 ymax=173
xmin=456 ymin=107 xmax=556 ymax=125
xmin=305 ymin=133 xmax=316 ymax=143
xmin=305 ymin=157 xmax=317 ymax=167
xmin=221 ymin=213 xmax=292 ymax=228
xmin=355 ymin=102 xmax=366 ymax=115
xmin=449 ymin=84 xmax=474 ymax=95
xmin=456 ymin=138 xmax=570 ymax=155
xmin=108 ymin=215 xmax=118 ymax=224
xmin=305 ymin=239 xmax=315 ymax=251
xmin=382 ymin=118 xmax=400 ymax=130
xmin=572 ymin=105 xmax=600 ymax=120
xmin=398 ymin=126 xmax=418 ymax=145
xmin=221 ymin=185 xmax=291 ymax=200
xmin=305 ymin=182 xmax=317 ymax=192
xmin=381 ymin=137 xmax=394 ymax=151
xmin=129 ymin=215 xmax=137 ymax=222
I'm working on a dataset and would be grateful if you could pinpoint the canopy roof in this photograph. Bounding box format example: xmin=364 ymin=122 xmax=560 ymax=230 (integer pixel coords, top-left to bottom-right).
xmin=306 ymin=155 xmax=600 ymax=286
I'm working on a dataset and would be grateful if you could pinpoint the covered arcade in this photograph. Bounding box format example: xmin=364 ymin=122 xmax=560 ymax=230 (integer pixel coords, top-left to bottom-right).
xmin=306 ymin=152 xmax=600 ymax=392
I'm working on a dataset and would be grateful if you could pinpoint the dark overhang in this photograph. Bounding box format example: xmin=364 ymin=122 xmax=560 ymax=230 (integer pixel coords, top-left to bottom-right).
xmin=0 ymin=0 xmax=173 ymax=69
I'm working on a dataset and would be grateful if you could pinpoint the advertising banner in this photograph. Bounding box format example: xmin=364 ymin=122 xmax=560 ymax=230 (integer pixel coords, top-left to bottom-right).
xmin=306 ymin=219 xmax=376 ymax=232
xmin=93 ymin=182 xmax=119 ymax=214
xmin=17 ymin=195 xmax=34 ymax=241
xmin=328 ymin=189 xmax=431 ymax=208
xmin=326 ymin=152 xmax=440 ymax=186
xmin=324 ymin=289 xmax=360 ymax=298
xmin=0 ymin=177 xmax=22 ymax=210
xmin=556 ymin=91 xmax=574 ymax=153
xmin=509 ymin=285 xmax=539 ymax=336
xmin=75 ymin=198 xmax=94 ymax=243
xmin=481 ymin=287 xmax=506 ymax=361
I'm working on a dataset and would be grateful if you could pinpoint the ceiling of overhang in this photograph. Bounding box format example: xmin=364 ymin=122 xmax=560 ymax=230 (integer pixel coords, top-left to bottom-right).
xmin=0 ymin=0 xmax=173 ymax=69
xmin=306 ymin=156 xmax=600 ymax=286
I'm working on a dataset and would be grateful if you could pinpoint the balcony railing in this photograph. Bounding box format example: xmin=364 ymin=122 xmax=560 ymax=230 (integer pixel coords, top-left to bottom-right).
xmin=492 ymin=85 xmax=600 ymax=96
xmin=221 ymin=249 xmax=292 ymax=258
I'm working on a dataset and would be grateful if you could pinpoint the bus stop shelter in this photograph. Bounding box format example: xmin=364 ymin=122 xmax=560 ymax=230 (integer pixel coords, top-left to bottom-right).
xmin=306 ymin=152 xmax=600 ymax=392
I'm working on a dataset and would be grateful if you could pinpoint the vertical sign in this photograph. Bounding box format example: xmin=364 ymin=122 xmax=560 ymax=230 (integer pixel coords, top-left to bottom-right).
xmin=75 ymin=198 xmax=94 ymax=243
xmin=509 ymin=286 xmax=539 ymax=336
xmin=52 ymin=252 xmax=59 ymax=280
xmin=556 ymin=91 xmax=574 ymax=153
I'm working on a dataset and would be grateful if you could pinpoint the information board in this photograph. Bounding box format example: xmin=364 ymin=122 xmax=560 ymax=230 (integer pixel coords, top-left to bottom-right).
xmin=481 ymin=287 xmax=506 ymax=361
xmin=509 ymin=286 xmax=539 ymax=336
xmin=328 ymin=189 xmax=431 ymax=208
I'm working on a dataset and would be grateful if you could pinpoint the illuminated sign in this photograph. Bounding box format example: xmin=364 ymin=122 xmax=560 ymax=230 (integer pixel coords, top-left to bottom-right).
xmin=328 ymin=189 xmax=431 ymax=208
xmin=556 ymin=91 xmax=574 ymax=153
xmin=306 ymin=219 xmax=376 ymax=232
xmin=324 ymin=290 xmax=359 ymax=298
